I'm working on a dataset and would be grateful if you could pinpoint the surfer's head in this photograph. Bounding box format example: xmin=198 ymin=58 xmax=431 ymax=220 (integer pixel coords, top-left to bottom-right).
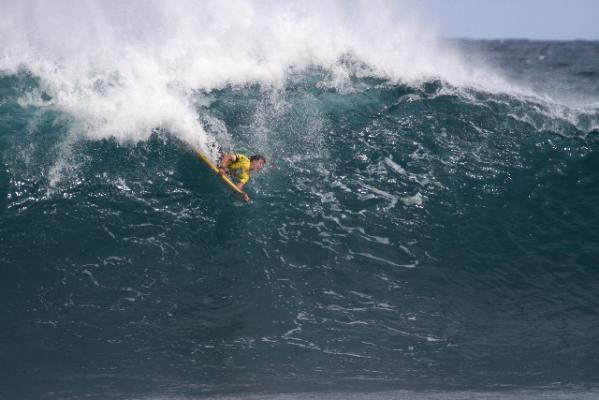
xmin=250 ymin=155 xmax=266 ymax=172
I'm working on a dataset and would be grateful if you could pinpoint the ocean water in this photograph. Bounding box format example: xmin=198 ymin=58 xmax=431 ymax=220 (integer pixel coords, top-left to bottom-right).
xmin=1 ymin=1 xmax=599 ymax=399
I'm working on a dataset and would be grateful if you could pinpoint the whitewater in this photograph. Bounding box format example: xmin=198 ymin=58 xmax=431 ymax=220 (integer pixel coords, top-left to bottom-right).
xmin=1 ymin=1 xmax=598 ymax=399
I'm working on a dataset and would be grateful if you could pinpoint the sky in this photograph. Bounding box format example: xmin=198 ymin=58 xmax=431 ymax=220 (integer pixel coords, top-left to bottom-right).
xmin=408 ymin=0 xmax=599 ymax=40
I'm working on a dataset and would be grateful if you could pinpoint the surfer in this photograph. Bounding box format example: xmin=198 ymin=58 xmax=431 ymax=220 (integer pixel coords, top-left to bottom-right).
xmin=218 ymin=153 xmax=266 ymax=202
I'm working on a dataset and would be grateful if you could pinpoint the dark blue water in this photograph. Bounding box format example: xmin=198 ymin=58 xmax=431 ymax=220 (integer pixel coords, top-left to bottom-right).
xmin=1 ymin=5 xmax=599 ymax=399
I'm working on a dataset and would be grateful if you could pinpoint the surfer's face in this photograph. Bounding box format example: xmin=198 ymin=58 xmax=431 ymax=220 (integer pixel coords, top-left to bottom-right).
xmin=251 ymin=159 xmax=265 ymax=172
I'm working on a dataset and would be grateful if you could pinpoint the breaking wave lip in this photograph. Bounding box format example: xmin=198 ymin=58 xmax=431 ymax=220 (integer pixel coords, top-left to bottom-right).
xmin=0 ymin=0 xmax=530 ymax=147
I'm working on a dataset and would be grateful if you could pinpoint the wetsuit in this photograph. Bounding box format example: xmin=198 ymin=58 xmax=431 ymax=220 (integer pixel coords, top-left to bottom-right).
xmin=223 ymin=153 xmax=251 ymax=185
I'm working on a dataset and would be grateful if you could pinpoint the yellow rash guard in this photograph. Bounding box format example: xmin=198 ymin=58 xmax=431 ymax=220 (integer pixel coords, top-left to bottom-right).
xmin=225 ymin=153 xmax=251 ymax=185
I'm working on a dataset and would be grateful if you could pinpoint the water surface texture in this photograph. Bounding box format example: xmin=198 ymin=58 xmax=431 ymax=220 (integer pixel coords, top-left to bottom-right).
xmin=1 ymin=2 xmax=598 ymax=399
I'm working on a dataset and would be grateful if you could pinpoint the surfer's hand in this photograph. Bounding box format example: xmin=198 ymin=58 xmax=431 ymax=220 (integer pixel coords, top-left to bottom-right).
xmin=218 ymin=168 xmax=226 ymax=176
xmin=242 ymin=193 xmax=250 ymax=203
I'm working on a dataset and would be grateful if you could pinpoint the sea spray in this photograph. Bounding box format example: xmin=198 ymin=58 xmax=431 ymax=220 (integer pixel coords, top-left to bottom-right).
xmin=0 ymin=0 xmax=495 ymax=146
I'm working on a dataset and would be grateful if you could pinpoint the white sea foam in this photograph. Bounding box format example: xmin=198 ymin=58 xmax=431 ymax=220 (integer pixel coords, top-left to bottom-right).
xmin=0 ymin=0 xmax=511 ymax=147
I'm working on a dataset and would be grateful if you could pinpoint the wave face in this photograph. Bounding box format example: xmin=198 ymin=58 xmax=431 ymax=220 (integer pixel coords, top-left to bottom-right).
xmin=1 ymin=1 xmax=599 ymax=399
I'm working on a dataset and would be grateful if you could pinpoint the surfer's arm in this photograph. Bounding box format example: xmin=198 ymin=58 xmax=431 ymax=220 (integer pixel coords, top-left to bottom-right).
xmin=218 ymin=153 xmax=233 ymax=172
xmin=236 ymin=183 xmax=250 ymax=202
xmin=240 ymin=191 xmax=250 ymax=203
xmin=237 ymin=174 xmax=250 ymax=202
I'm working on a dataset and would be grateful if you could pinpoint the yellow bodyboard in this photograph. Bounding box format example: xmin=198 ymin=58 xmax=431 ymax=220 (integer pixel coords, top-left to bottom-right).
xmin=193 ymin=148 xmax=245 ymax=197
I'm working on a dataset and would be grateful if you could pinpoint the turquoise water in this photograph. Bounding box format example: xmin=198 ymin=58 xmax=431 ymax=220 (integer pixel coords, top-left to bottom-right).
xmin=1 ymin=2 xmax=599 ymax=399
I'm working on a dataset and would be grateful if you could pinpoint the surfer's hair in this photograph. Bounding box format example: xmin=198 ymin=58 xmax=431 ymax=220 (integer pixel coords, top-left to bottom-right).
xmin=250 ymin=154 xmax=266 ymax=163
